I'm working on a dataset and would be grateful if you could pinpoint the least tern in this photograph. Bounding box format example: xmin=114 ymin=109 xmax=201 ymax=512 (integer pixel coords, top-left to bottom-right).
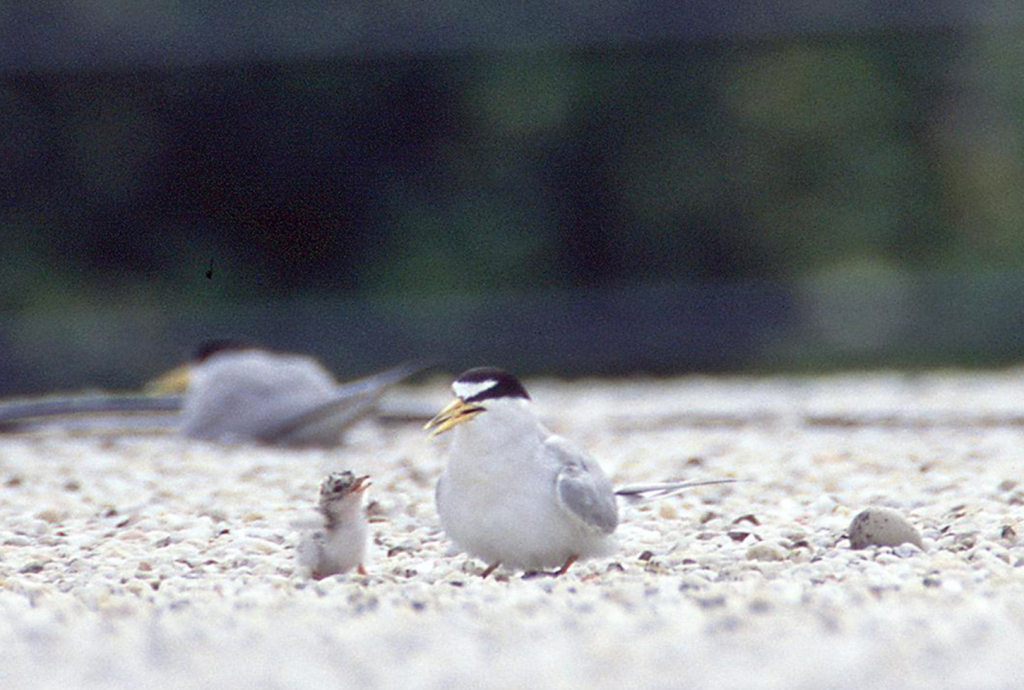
xmin=426 ymin=367 xmax=735 ymax=577
xmin=144 ymin=339 xmax=253 ymax=395
xmin=0 ymin=342 xmax=421 ymax=446
xmin=179 ymin=346 xmax=420 ymax=447
xmin=296 ymin=472 xmax=371 ymax=578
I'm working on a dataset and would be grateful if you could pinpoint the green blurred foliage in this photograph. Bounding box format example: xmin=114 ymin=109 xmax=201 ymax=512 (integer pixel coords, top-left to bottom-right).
xmin=6 ymin=32 xmax=1024 ymax=301
xmin=4 ymin=27 xmax=1024 ymax=385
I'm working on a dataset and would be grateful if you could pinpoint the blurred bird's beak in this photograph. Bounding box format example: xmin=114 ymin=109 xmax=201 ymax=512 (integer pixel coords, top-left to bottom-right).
xmin=351 ymin=475 xmax=371 ymax=493
xmin=144 ymin=364 xmax=193 ymax=395
xmin=424 ymin=398 xmax=484 ymax=437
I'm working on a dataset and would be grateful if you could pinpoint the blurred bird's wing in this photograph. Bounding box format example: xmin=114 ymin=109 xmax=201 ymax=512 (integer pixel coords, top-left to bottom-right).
xmin=0 ymin=394 xmax=183 ymax=434
xmin=330 ymin=361 xmax=427 ymax=399
xmin=255 ymin=362 xmax=427 ymax=446
xmin=0 ymin=361 xmax=428 ymax=442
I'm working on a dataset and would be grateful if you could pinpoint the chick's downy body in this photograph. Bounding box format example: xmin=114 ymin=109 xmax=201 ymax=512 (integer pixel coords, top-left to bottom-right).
xmin=297 ymin=473 xmax=370 ymax=578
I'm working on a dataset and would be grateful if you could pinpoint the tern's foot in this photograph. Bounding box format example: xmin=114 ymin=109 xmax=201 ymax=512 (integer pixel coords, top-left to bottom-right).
xmin=358 ymin=563 xmax=367 ymax=575
xmin=554 ymin=555 xmax=578 ymax=577
xmin=480 ymin=562 xmax=501 ymax=579
xmin=520 ymin=569 xmax=565 ymax=580
xmin=522 ymin=556 xmax=580 ymax=580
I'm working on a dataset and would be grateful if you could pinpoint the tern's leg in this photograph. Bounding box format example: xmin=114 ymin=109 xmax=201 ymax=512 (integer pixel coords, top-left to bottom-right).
xmin=553 ymin=555 xmax=578 ymax=577
xmin=358 ymin=563 xmax=367 ymax=575
xmin=481 ymin=562 xmax=501 ymax=579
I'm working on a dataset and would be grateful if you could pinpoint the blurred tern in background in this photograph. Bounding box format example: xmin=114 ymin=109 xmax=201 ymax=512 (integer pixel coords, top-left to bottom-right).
xmin=174 ymin=342 xmax=419 ymax=446
xmin=0 ymin=341 xmax=425 ymax=447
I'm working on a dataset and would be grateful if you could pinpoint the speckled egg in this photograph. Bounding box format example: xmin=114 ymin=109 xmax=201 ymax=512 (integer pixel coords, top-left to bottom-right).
xmin=848 ymin=507 xmax=923 ymax=550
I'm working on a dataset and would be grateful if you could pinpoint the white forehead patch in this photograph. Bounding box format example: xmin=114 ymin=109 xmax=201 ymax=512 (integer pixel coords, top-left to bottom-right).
xmin=452 ymin=379 xmax=497 ymax=400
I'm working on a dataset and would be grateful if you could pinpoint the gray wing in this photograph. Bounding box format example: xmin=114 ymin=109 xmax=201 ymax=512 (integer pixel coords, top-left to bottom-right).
xmin=547 ymin=437 xmax=619 ymax=535
xmin=257 ymin=393 xmax=380 ymax=446
xmin=434 ymin=474 xmax=446 ymax=518
xmin=0 ymin=394 xmax=183 ymax=435
xmin=182 ymin=353 xmax=417 ymax=446
xmin=258 ymin=362 xmax=425 ymax=445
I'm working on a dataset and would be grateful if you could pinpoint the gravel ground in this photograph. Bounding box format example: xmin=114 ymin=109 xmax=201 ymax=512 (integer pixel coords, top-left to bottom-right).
xmin=1 ymin=370 xmax=1023 ymax=690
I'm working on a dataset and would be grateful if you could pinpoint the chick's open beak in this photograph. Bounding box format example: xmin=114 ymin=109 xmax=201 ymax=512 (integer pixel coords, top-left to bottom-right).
xmin=351 ymin=475 xmax=371 ymax=493
xmin=424 ymin=398 xmax=484 ymax=437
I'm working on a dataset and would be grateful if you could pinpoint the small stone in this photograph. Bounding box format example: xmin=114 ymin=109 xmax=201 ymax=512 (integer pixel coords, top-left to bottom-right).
xmin=746 ymin=542 xmax=785 ymax=561
xmin=36 ymin=509 xmax=62 ymax=524
xmin=952 ymin=533 xmax=977 ymax=551
xmin=699 ymin=511 xmax=718 ymax=525
xmin=748 ymin=599 xmax=771 ymax=614
xmin=848 ymin=507 xmax=923 ymax=550
xmin=946 ymin=505 xmax=967 ymax=520
xmin=893 ymin=543 xmax=922 ymax=558
xmin=678 ymin=576 xmax=704 ymax=591
xmin=694 ymin=594 xmax=726 ymax=609
xmin=658 ymin=502 xmax=678 ymax=519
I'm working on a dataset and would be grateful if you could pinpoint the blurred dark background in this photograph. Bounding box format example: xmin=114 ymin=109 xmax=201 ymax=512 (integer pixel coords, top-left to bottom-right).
xmin=3 ymin=2 xmax=1024 ymax=394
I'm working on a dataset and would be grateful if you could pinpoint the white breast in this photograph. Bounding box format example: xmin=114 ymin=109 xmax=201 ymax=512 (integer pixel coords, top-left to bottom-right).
xmin=435 ymin=400 xmax=613 ymax=570
xmin=297 ymin=510 xmax=367 ymax=578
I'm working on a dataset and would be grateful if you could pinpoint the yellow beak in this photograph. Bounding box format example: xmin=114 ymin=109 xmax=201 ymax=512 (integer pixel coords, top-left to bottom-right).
xmin=424 ymin=398 xmax=484 ymax=437
xmin=143 ymin=363 xmax=193 ymax=395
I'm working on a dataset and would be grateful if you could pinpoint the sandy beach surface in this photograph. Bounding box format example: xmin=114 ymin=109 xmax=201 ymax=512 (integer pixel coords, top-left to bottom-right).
xmin=1 ymin=370 xmax=1023 ymax=689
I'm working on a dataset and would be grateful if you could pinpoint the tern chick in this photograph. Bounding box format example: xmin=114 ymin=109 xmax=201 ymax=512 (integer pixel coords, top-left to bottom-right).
xmin=426 ymin=367 xmax=736 ymax=578
xmin=296 ymin=472 xmax=371 ymax=579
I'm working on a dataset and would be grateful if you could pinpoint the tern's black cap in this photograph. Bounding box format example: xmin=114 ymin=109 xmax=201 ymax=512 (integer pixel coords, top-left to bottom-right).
xmin=453 ymin=367 xmax=531 ymax=402
xmin=321 ymin=471 xmax=357 ymax=498
xmin=192 ymin=339 xmax=255 ymax=362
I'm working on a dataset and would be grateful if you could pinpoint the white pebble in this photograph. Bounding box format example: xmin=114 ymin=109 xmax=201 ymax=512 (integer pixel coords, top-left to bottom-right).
xmin=746 ymin=542 xmax=786 ymax=562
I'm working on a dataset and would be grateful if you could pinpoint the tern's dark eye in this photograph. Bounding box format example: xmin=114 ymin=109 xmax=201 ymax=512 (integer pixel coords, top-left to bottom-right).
xmin=321 ymin=471 xmax=355 ymax=496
